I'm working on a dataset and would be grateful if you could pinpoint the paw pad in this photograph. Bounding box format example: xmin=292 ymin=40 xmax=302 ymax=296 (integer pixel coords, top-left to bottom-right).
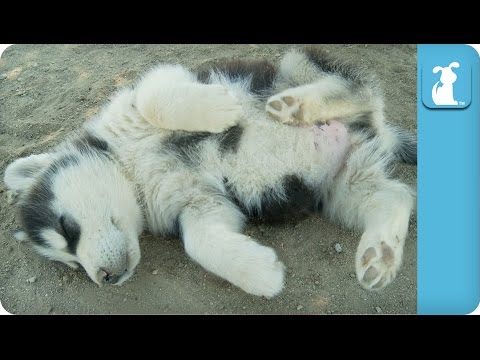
xmin=266 ymin=94 xmax=304 ymax=125
xmin=356 ymin=237 xmax=402 ymax=291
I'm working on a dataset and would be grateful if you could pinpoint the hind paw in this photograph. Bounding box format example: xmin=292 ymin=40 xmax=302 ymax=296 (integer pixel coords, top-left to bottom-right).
xmin=266 ymin=93 xmax=305 ymax=126
xmin=355 ymin=232 xmax=404 ymax=291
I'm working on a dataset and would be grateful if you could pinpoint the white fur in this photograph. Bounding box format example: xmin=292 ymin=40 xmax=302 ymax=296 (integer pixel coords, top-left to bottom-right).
xmin=50 ymin=152 xmax=143 ymax=286
xmin=40 ymin=228 xmax=68 ymax=249
xmin=180 ymin=196 xmax=285 ymax=298
xmin=135 ymin=64 xmax=242 ymax=133
xmin=14 ymin=231 xmax=28 ymax=242
xmin=4 ymin=145 xmax=143 ymax=286
xmin=4 ymin=50 xmax=416 ymax=296
xmin=262 ymin=50 xmax=415 ymax=290
xmin=4 ymin=153 xmax=55 ymax=192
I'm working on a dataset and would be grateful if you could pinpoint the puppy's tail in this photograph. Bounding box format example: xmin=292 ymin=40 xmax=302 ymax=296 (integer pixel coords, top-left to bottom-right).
xmin=385 ymin=125 xmax=417 ymax=165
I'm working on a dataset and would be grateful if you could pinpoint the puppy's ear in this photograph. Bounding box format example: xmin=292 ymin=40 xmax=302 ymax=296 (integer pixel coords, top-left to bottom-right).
xmin=432 ymin=66 xmax=443 ymax=74
xmin=449 ymin=62 xmax=460 ymax=69
xmin=4 ymin=153 xmax=56 ymax=193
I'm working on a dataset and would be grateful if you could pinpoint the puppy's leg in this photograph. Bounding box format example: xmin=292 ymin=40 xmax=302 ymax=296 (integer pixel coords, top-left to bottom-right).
xmin=179 ymin=195 xmax=285 ymax=298
xmin=135 ymin=64 xmax=241 ymax=133
xmin=324 ymin=143 xmax=415 ymax=290
xmin=266 ymin=78 xmax=382 ymax=127
xmin=267 ymin=47 xmax=384 ymax=127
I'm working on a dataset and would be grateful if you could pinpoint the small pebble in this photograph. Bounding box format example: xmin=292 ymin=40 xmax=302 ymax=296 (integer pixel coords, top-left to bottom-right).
xmin=314 ymin=280 xmax=320 ymax=285
xmin=297 ymin=305 xmax=304 ymax=311
xmin=62 ymin=275 xmax=69 ymax=282
xmin=0 ymin=73 xmax=6 ymax=80
xmin=152 ymin=269 xmax=159 ymax=275
xmin=375 ymin=306 xmax=382 ymax=313
xmin=350 ymin=273 xmax=356 ymax=278
xmin=27 ymin=276 xmax=37 ymax=283
xmin=7 ymin=191 xmax=17 ymax=205
xmin=334 ymin=243 xmax=342 ymax=253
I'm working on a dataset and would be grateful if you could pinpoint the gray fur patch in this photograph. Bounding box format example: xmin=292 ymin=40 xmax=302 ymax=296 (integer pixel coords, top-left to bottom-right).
xmin=348 ymin=112 xmax=376 ymax=140
xmin=18 ymin=155 xmax=79 ymax=250
xmin=217 ymin=126 xmax=244 ymax=154
xmin=395 ymin=128 xmax=417 ymax=165
xmin=303 ymin=46 xmax=370 ymax=88
xmin=59 ymin=214 xmax=81 ymax=253
xmin=196 ymin=59 xmax=277 ymax=96
xmin=226 ymin=175 xmax=320 ymax=224
xmin=73 ymin=131 xmax=112 ymax=157
xmin=162 ymin=126 xmax=244 ymax=165
xmin=162 ymin=131 xmax=211 ymax=166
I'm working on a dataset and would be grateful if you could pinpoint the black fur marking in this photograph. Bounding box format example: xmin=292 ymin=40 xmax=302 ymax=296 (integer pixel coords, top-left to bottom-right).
xmin=162 ymin=126 xmax=244 ymax=165
xmin=303 ymin=46 xmax=368 ymax=87
xmin=167 ymin=217 xmax=181 ymax=238
xmin=257 ymin=175 xmax=320 ymax=224
xmin=162 ymin=131 xmax=212 ymax=165
xmin=19 ymin=155 xmax=80 ymax=251
xmin=196 ymin=59 xmax=277 ymax=96
xmin=226 ymin=175 xmax=321 ymax=224
xmin=395 ymin=128 xmax=417 ymax=165
xmin=19 ymin=183 xmax=55 ymax=246
xmin=73 ymin=132 xmax=111 ymax=156
xmin=217 ymin=126 xmax=244 ymax=154
xmin=348 ymin=112 xmax=376 ymax=140
xmin=59 ymin=214 xmax=81 ymax=253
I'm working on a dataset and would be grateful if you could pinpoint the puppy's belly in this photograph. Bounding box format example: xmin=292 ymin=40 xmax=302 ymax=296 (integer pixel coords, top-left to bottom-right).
xmin=310 ymin=120 xmax=351 ymax=170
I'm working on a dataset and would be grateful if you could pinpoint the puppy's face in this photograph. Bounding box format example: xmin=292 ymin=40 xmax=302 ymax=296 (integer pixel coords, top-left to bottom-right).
xmin=4 ymin=152 xmax=143 ymax=286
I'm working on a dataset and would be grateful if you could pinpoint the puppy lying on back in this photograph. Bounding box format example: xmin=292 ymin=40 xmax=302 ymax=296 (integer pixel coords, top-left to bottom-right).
xmin=4 ymin=47 xmax=416 ymax=297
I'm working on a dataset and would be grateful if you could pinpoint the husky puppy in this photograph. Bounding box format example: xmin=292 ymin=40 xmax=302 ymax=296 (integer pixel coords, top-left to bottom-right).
xmin=3 ymin=47 xmax=416 ymax=298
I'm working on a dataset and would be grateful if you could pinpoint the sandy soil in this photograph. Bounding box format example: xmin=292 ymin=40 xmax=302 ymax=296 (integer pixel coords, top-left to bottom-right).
xmin=0 ymin=44 xmax=417 ymax=314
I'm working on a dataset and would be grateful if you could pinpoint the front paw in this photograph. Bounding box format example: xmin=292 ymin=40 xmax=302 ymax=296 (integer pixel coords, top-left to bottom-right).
xmin=230 ymin=244 xmax=285 ymax=298
xmin=200 ymin=84 xmax=242 ymax=133
xmin=355 ymin=232 xmax=404 ymax=291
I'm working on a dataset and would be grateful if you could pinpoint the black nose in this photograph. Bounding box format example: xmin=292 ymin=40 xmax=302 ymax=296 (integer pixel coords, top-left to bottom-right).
xmin=101 ymin=269 xmax=126 ymax=285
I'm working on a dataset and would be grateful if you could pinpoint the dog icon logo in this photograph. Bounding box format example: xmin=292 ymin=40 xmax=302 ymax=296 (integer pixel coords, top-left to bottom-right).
xmin=432 ymin=62 xmax=460 ymax=105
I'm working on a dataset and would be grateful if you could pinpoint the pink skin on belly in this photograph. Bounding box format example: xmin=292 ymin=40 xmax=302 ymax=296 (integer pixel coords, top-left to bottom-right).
xmin=309 ymin=119 xmax=351 ymax=169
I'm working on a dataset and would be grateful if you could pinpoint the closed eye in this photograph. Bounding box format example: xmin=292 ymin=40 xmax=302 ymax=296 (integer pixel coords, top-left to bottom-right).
xmin=60 ymin=215 xmax=71 ymax=241
xmin=59 ymin=214 xmax=81 ymax=253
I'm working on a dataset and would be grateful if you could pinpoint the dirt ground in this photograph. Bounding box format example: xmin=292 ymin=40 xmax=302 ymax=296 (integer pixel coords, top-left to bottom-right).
xmin=0 ymin=44 xmax=417 ymax=314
